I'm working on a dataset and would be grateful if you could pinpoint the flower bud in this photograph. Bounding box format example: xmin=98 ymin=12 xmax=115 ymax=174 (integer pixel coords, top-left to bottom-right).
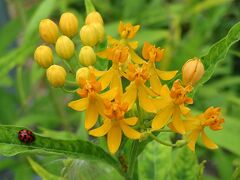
xmin=59 ymin=12 xmax=79 ymax=37
xmin=79 ymin=46 xmax=96 ymax=66
xmin=85 ymin=11 xmax=103 ymax=25
xmin=182 ymin=58 xmax=205 ymax=86
xmin=34 ymin=45 xmax=53 ymax=68
xmin=46 ymin=65 xmax=66 ymax=87
xmin=91 ymin=23 xmax=105 ymax=42
xmin=39 ymin=19 xmax=59 ymax=44
xmin=80 ymin=24 xmax=98 ymax=46
xmin=55 ymin=35 xmax=75 ymax=60
xmin=76 ymin=67 xmax=90 ymax=84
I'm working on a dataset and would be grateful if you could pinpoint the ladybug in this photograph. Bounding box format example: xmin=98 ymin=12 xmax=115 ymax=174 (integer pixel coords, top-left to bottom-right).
xmin=18 ymin=129 xmax=35 ymax=144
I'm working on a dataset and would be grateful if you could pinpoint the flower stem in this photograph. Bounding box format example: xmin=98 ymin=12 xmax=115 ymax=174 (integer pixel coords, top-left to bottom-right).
xmin=16 ymin=66 xmax=27 ymax=108
xmin=84 ymin=0 xmax=96 ymax=14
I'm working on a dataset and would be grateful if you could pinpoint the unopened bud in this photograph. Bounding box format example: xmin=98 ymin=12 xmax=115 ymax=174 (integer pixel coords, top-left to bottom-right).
xmin=59 ymin=12 xmax=79 ymax=37
xmin=46 ymin=65 xmax=66 ymax=87
xmin=182 ymin=58 xmax=205 ymax=86
xmin=76 ymin=67 xmax=90 ymax=84
xmin=85 ymin=11 xmax=103 ymax=25
xmin=80 ymin=24 xmax=98 ymax=46
xmin=34 ymin=45 xmax=53 ymax=68
xmin=39 ymin=19 xmax=59 ymax=44
xmin=79 ymin=46 xmax=96 ymax=66
xmin=91 ymin=23 xmax=105 ymax=42
xmin=55 ymin=35 xmax=75 ymax=60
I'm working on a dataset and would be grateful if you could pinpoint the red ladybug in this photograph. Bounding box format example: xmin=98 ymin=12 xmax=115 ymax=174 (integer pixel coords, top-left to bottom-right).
xmin=18 ymin=129 xmax=35 ymax=144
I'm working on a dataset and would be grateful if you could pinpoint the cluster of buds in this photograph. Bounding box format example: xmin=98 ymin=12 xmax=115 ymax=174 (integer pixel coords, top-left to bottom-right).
xmin=34 ymin=7 xmax=224 ymax=155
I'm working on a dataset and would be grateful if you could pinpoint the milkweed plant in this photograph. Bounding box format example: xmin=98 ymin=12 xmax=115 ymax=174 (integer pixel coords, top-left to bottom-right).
xmin=30 ymin=0 xmax=230 ymax=179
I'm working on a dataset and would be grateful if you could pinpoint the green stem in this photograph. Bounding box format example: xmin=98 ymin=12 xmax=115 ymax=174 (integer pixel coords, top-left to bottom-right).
xmin=61 ymin=87 xmax=78 ymax=93
xmin=84 ymin=0 xmax=96 ymax=14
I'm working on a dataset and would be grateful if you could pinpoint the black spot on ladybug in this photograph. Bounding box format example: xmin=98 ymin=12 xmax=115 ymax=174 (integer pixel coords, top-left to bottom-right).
xmin=18 ymin=129 xmax=35 ymax=144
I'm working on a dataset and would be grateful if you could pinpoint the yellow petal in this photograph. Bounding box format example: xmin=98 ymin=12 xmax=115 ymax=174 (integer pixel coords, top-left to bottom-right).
xmin=156 ymin=70 xmax=178 ymax=80
xmin=128 ymin=41 xmax=138 ymax=49
xmin=122 ymin=82 xmax=137 ymax=110
xmin=110 ymin=69 xmax=123 ymax=94
xmin=107 ymin=36 xmax=119 ymax=45
xmin=160 ymin=85 xmax=171 ymax=97
xmin=151 ymin=105 xmax=173 ymax=131
xmin=85 ymin=102 xmax=98 ymax=130
xmin=130 ymin=49 xmax=145 ymax=64
xmin=120 ymin=122 xmax=141 ymax=139
xmin=100 ymin=87 xmax=118 ymax=101
xmin=187 ymin=130 xmax=200 ymax=152
xmin=150 ymin=70 xmax=162 ymax=93
xmin=99 ymin=68 xmax=114 ymax=90
xmin=89 ymin=118 xmax=112 ymax=137
xmin=179 ymin=104 xmax=191 ymax=115
xmin=141 ymin=83 xmax=157 ymax=97
xmin=154 ymin=98 xmax=172 ymax=110
xmin=201 ymin=130 xmax=218 ymax=149
xmin=90 ymin=67 xmax=106 ymax=77
xmin=96 ymin=49 xmax=110 ymax=59
xmin=123 ymin=117 xmax=138 ymax=126
xmin=172 ymin=108 xmax=186 ymax=134
xmin=138 ymin=86 xmax=157 ymax=113
xmin=68 ymin=97 xmax=89 ymax=111
xmin=107 ymin=125 xmax=122 ymax=154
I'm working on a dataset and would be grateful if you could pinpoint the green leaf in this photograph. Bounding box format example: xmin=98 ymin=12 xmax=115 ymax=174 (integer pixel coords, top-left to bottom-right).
xmin=138 ymin=133 xmax=172 ymax=180
xmin=194 ymin=22 xmax=240 ymax=93
xmin=0 ymin=125 xmax=121 ymax=174
xmin=28 ymin=157 xmax=61 ymax=180
xmin=170 ymin=147 xmax=198 ymax=180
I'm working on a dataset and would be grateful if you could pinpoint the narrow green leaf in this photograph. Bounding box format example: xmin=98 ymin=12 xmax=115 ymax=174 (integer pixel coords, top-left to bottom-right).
xmin=28 ymin=157 xmax=61 ymax=180
xmin=0 ymin=125 xmax=121 ymax=174
xmin=194 ymin=22 xmax=240 ymax=93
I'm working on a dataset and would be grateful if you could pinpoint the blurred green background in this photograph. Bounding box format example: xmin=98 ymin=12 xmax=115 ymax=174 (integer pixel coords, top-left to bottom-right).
xmin=0 ymin=0 xmax=240 ymax=179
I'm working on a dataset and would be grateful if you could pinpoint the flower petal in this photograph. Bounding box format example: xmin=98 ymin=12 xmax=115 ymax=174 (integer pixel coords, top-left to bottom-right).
xmin=90 ymin=66 xmax=106 ymax=77
xmin=156 ymin=70 xmax=178 ymax=80
xmin=100 ymin=87 xmax=118 ymax=101
xmin=123 ymin=117 xmax=138 ymax=126
xmin=122 ymin=82 xmax=137 ymax=110
xmin=107 ymin=125 xmax=122 ymax=154
xmin=96 ymin=49 xmax=110 ymax=59
xmin=172 ymin=108 xmax=186 ymax=134
xmin=68 ymin=98 xmax=88 ymax=111
xmin=160 ymin=85 xmax=171 ymax=97
xmin=89 ymin=119 xmax=112 ymax=137
xmin=130 ymin=49 xmax=145 ymax=64
xmin=201 ymin=130 xmax=218 ymax=149
xmin=110 ymin=69 xmax=123 ymax=94
xmin=99 ymin=68 xmax=114 ymax=90
xmin=128 ymin=41 xmax=138 ymax=49
xmin=150 ymin=70 xmax=162 ymax=93
xmin=187 ymin=130 xmax=200 ymax=152
xmin=138 ymin=86 xmax=157 ymax=113
xmin=120 ymin=122 xmax=141 ymax=139
xmin=151 ymin=105 xmax=173 ymax=131
xmin=179 ymin=104 xmax=191 ymax=115
xmin=85 ymin=102 xmax=98 ymax=130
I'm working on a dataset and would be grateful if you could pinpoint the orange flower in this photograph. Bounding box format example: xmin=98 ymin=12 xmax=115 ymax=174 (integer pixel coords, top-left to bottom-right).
xmin=89 ymin=94 xmax=141 ymax=154
xmin=152 ymin=80 xmax=193 ymax=134
xmin=142 ymin=42 xmax=177 ymax=93
xmin=122 ymin=63 xmax=157 ymax=113
xmin=118 ymin=21 xmax=140 ymax=39
xmin=184 ymin=107 xmax=224 ymax=151
xmin=68 ymin=73 xmax=117 ymax=130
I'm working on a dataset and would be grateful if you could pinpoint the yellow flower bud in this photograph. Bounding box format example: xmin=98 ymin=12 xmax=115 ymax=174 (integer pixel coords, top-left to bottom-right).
xmin=76 ymin=67 xmax=90 ymax=84
xmin=59 ymin=12 xmax=79 ymax=37
xmin=91 ymin=23 xmax=105 ymax=42
xmin=34 ymin=45 xmax=53 ymax=68
xmin=85 ymin=11 xmax=104 ymax=25
xmin=55 ymin=35 xmax=75 ymax=60
xmin=182 ymin=58 xmax=205 ymax=86
xmin=39 ymin=19 xmax=59 ymax=44
xmin=46 ymin=65 xmax=66 ymax=87
xmin=79 ymin=46 xmax=96 ymax=66
xmin=80 ymin=24 xmax=98 ymax=46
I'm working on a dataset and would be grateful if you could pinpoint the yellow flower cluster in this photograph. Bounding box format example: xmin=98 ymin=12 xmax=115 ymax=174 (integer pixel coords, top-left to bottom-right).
xmin=35 ymin=11 xmax=224 ymax=154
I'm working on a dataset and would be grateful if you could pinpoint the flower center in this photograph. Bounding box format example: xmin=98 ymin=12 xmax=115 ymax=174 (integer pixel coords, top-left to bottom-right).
xmin=104 ymin=98 xmax=128 ymax=120
xmin=170 ymin=80 xmax=193 ymax=105
xmin=127 ymin=64 xmax=149 ymax=85
xmin=202 ymin=107 xmax=224 ymax=130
